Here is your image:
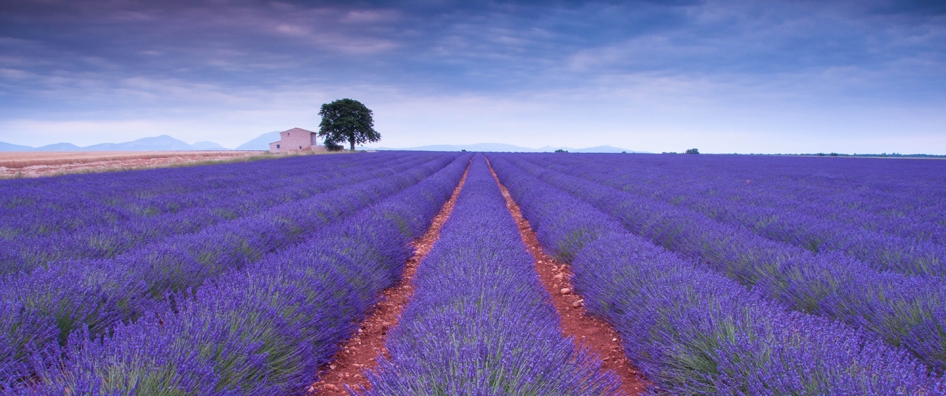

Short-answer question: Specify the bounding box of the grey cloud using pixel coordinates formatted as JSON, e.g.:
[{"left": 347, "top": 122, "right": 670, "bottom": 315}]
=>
[{"left": 0, "top": 0, "right": 943, "bottom": 110}]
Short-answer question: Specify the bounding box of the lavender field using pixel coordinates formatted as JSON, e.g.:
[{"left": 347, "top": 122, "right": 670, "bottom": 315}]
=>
[
  {"left": 491, "top": 153, "right": 946, "bottom": 395},
  {"left": 1, "top": 152, "right": 945, "bottom": 395}
]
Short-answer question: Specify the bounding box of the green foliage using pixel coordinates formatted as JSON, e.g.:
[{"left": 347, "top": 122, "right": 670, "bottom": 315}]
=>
[
  {"left": 554, "top": 149, "right": 568, "bottom": 153},
  {"left": 685, "top": 148, "right": 700, "bottom": 154},
  {"left": 318, "top": 98, "right": 381, "bottom": 151},
  {"left": 324, "top": 139, "right": 344, "bottom": 152}
]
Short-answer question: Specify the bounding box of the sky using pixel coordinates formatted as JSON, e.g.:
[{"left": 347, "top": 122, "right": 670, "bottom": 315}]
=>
[{"left": 0, "top": 0, "right": 944, "bottom": 154}]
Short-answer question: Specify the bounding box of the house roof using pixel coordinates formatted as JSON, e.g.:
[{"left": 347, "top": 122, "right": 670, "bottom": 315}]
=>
[{"left": 283, "top": 127, "right": 315, "bottom": 135}]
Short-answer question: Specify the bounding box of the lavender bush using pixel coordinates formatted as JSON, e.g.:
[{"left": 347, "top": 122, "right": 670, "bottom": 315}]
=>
[
  {"left": 1, "top": 153, "right": 435, "bottom": 272},
  {"left": 4, "top": 154, "right": 472, "bottom": 395},
  {"left": 0, "top": 153, "right": 403, "bottom": 238},
  {"left": 494, "top": 154, "right": 946, "bottom": 372},
  {"left": 530, "top": 153, "right": 946, "bottom": 240},
  {"left": 490, "top": 154, "right": 945, "bottom": 395},
  {"left": 0, "top": 153, "right": 461, "bottom": 389},
  {"left": 518, "top": 154, "right": 946, "bottom": 276},
  {"left": 362, "top": 155, "right": 619, "bottom": 396}
]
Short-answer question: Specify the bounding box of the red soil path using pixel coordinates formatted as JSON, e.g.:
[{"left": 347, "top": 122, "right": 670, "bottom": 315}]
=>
[
  {"left": 486, "top": 156, "right": 650, "bottom": 395},
  {"left": 307, "top": 160, "right": 472, "bottom": 395},
  {"left": 309, "top": 155, "right": 647, "bottom": 395}
]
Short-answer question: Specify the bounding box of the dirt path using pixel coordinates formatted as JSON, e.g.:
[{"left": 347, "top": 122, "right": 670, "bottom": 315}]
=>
[
  {"left": 307, "top": 161, "right": 472, "bottom": 395},
  {"left": 485, "top": 156, "right": 650, "bottom": 395},
  {"left": 309, "top": 155, "right": 646, "bottom": 395}
]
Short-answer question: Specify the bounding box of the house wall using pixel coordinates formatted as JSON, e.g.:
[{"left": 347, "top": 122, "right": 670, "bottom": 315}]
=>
[
  {"left": 268, "top": 128, "right": 325, "bottom": 154},
  {"left": 279, "top": 130, "right": 314, "bottom": 151}
]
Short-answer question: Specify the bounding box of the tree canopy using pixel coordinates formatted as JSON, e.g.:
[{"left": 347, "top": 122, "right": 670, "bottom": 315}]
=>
[{"left": 317, "top": 99, "right": 380, "bottom": 151}]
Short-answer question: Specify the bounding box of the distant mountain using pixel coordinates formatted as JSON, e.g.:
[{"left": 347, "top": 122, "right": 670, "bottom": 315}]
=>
[
  {"left": 0, "top": 135, "right": 231, "bottom": 151},
  {"left": 236, "top": 131, "right": 281, "bottom": 151},
  {"left": 35, "top": 142, "right": 82, "bottom": 151},
  {"left": 83, "top": 135, "right": 194, "bottom": 151},
  {"left": 375, "top": 143, "right": 537, "bottom": 152},
  {"left": 0, "top": 141, "right": 37, "bottom": 151},
  {"left": 2, "top": 136, "right": 640, "bottom": 153},
  {"left": 374, "top": 143, "right": 643, "bottom": 153},
  {"left": 191, "top": 141, "right": 228, "bottom": 150},
  {"left": 572, "top": 145, "right": 633, "bottom": 153}
]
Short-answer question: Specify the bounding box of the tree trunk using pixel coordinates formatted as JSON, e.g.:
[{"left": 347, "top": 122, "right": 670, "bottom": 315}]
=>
[{"left": 350, "top": 138, "right": 355, "bottom": 151}]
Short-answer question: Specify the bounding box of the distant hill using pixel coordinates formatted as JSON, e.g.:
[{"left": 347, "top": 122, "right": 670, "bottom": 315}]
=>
[
  {"left": 1, "top": 141, "right": 37, "bottom": 151},
  {"left": 191, "top": 141, "right": 228, "bottom": 150},
  {"left": 375, "top": 143, "right": 536, "bottom": 152},
  {"left": 0, "top": 135, "right": 232, "bottom": 151},
  {"left": 537, "top": 145, "right": 635, "bottom": 153},
  {"left": 3, "top": 136, "right": 641, "bottom": 153},
  {"left": 34, "top": 143, "right": 82, "bottom": 151},
  {"left": 83, "top": 135, "right": 196, "bottom": 151},
  {"left": 577, "top": 145, "right": 636, "bottom": 153},
  {"left": 374, "top": 143, "right": 643, "bottom": 153},
  {"left": 236, "top": 131, "right": 281, "bottom": 151}
]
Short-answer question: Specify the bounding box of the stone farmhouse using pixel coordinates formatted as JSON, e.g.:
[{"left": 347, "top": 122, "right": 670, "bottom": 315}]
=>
[{"left": 268, "top": 127, "right": 327, "bottom": 154}]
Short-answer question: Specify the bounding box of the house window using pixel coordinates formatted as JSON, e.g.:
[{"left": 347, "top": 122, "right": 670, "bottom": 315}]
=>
[
  {"left": 299, "top": 146, "right": 302, "bottom": 149},
  {"left": 277, "top": 144, "right": 280, "bottom": 148}
]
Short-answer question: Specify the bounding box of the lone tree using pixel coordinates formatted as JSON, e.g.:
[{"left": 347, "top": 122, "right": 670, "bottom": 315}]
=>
[{"left": 318, "top": 98, "right": 380, "bottom": 151}]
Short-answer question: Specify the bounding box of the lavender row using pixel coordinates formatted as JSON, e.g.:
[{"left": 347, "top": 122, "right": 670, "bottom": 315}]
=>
[
  {"left": 0, "top": 153, "right": 405, "bottom": 239},
  {"left": 0, "top": 154, "right": 437, "bottom": 269},
  {"left": 0, "top": 154, "right": 315, "bottom": 236},
  {"left": 361, "top": 155, "right": 618, "bottom": 395},
  {"left": 0, "top": 153, "right": 341, "bottom": 220},
  {"left": 615, "top": 154, "right": 946, "bottom": 226},
  {"left": 523, "top": 153, "right": 946, "bottom": 245},
  {"left": 0, "top": 153, "right": 448, "bottom": 277},
  {"left": 0, "top": 154, "right": 460, "bottom": 385},
  {"left": 4, "top": 154, "right": 473, "bottom": 395},
  {"left": 489, "top": 155, "right": 945, "bottom": 395},
  {"left": 520, "top": 154, "right": 946, "bottom": 241},
  {"left": 0, "top": 153, "right": 421, "bottom": 240},
  {"left": 520, "top": 154, "right": 946, "bottom": 275},
  {"left": 494, "top": 154, "right": 946, "bottom": 372}
]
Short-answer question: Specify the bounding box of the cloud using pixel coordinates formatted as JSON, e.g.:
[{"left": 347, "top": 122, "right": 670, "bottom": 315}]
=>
[
  {"left": 0, "top": 0, "right": 943, "bottom": 153},
  {"left": 868, "top": 0, "right": 946, "bottom": 16}
]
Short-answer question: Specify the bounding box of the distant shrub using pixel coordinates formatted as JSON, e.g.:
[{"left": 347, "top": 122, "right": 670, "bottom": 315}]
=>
[
  {"left": 685, "top": 148, "right": 700, "bottom": 154},
  {"left": 554, "top": 149, "right": 568, "bottom": 153}
]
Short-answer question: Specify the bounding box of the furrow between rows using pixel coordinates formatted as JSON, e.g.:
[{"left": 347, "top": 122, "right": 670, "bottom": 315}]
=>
[
  {"left": 308, "top": 156, "right": 472, "bottom": 395},
  {"left": 4, "top": 154, "right": 473, "bottom": 395},
  {"left": 0, "top": 154, "right": 461, "bottom": 388},
  {"left": 356, "top": 155, "right": 621, "bottom": 395},
  {"left": 490, "top": 155, "right": 944, "bottom": 395}
]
